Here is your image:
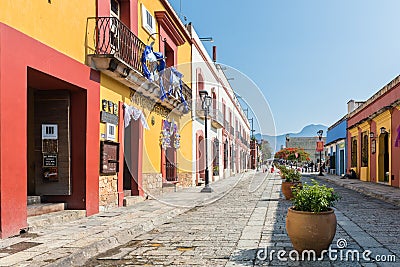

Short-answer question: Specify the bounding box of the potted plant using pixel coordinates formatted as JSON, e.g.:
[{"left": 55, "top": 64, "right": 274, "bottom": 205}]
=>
[
  {"left": 276, "top": 164, "right": 289, "bottom": 179},
  {"left": 286, "top": 180, "right": 340, "bottom": 255},
  {"left": 281, "top": 167, "right": 302, "bottom": 200},
  {"left": 213, "top": 165, "right": 219, "bottom": 176}
]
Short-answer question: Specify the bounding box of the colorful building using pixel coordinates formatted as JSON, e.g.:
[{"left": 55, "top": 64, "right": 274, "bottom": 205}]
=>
[
  {"left": 188, "top": 24, "right": 250, "bottom": 184},
  {"left": 87, "top": 0, "right": 193, "bottom": 210},
  {"left": 0, "top": 0, "right": 251, "bottom": 238},
  {"left": 0, "top": 0, "right": 100, "bottom": 238},
  {"left": 347, "top": 76, "right": 400, "bottom": 187},
  {"left": 326, "top": 116, "right": 347, "bottom": 176}
]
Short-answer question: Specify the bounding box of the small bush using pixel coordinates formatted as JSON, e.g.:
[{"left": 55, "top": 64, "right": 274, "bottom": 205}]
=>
[{"left": 292, "top": 179, "right": 340, "bottom": 212}]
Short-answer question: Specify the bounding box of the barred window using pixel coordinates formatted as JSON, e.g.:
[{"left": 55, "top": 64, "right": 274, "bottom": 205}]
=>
[
  {"left": 351, "top": 137, "right": 357, "bottom": 167},
  {"left": 361, "top": 132, "right": 368, "bottom": 167}
]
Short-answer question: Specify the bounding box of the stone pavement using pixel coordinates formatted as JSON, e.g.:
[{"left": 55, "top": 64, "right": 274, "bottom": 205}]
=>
[
  {"left": 1, "top": 171, "right": 400, "bottom": 266},
  {"left": 84, "top": 170, "right": 274, "bottom": 266},
  {"left": 0, "top": 171, "right": 248, "bottom": 267},
  {"left": 310, "top": 173, "right": 400, "bottom": 207},
  {"left": 83, "top": 173, "right": 400, "bottom": 267}
]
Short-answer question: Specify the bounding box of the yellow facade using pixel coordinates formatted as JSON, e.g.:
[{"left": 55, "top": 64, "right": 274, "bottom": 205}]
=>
[
  {"left": 0, "top": 0, "right": 95, "bottom": 63},
  {"left": 138, "top": 0, "right": 193, "bottom": 176}
]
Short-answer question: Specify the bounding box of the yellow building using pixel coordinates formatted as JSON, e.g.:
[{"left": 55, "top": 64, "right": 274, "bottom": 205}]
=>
[{"left": 87, "top": 0, "right": 192, "bottom": 210}]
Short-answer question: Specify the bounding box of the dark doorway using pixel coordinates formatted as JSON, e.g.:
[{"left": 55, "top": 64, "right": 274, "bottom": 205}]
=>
[
  {"left": 339, "top": 149, "right": 345, "bottom": 176},
  {"left": 27, "top": 67, "right": 90, "bottom": 210},
  {"left": 123, "top": 118, "right": 140, "bottom": 195},
  {"left": 378, "top": 133, "right": 390, "bottom": 182}
]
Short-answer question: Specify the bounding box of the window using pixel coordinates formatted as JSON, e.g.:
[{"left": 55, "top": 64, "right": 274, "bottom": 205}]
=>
[
  {"left": 110, "top": 0, "right": 120, "bottom": 53},
  {"left": 141, "top": 4, "right": 156, "bottom": 35},
  {"left": 110, "top": 0, "right": 120, "bottom": 18},
  {"left": 224, "top": 141, "right": 228, "bottom": 169},
  {"left": 361, "top": 132, "right": 368, "bottom": 167},
  {"left": 351, "top": 137, "right": 357, "bottom": 167}
]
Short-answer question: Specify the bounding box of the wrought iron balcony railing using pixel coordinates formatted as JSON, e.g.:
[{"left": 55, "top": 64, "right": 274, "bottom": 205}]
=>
[
  {"left": 210, "top": 109, "right": 224, "bottom": 127},
  {"left": 87, "top": 17, "right": 146, "bottom": 73},
  {"left": 230, "top": 126, "right": 235, "bottom": 135},
  {"left": 223, "top": 120, "right": 230, "bottom": 130},
  {"left": 86, "top": 17, "right": 191, "bottom": 114}
]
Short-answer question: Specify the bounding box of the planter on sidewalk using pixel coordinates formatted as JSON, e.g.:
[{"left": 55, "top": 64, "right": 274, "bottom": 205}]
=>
[
  {"left": 281, "top": 181, "right": 301, "bottom": 200},
  {"left": 279, "top": 165, "right": 302, "bottom": 200},
  {"left": 286, "top": 179, "right": 340, "bottom": 255}
]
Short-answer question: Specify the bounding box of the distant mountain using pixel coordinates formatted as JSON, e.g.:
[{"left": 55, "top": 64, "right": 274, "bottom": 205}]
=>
[{"left": 255, "top": 124, "right": 328, "bottom": 153}]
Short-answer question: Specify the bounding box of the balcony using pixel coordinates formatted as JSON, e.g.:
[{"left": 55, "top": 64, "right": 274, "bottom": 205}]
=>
[
  {"left": 223, "top": 120, "right": 230, "bottom": 131},
  {"left": 195, "top": 101, "right": 223, "bottom": 128},
  {"left": 86, "top": 17, "right": 190, "bottom": 114},
  {"left": 210, "top": 109, "right": 224, "bottom": 128}
]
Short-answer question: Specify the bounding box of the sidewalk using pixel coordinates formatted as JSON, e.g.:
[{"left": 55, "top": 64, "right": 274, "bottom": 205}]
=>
[
  {"left": 0, "top": 172, "right": 249, "bottom": 267},
  {"left": 309, "top": 172, "right": 400, "bottom": 207}
]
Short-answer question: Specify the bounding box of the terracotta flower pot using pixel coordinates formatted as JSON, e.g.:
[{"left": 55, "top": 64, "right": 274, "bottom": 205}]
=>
[
  {"left": 286, "top": 207, "right": 337, "bottom": 255},
  {"left": 281, "top": 182, "right": 301, "bottom": 200}
]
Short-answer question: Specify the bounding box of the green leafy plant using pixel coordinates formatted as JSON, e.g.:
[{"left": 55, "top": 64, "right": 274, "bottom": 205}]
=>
[
  {"left": 292, "top": 179, "right": 340, "bottom": 212},
  {"left": 277, "top": 165, "right": 301, "bottom": 182},
  {"left": 284, "top": 168, "right": 301, "bottom": 183},
  {"left": 213, "top": 165, "right": 219, "bottom": 176}
]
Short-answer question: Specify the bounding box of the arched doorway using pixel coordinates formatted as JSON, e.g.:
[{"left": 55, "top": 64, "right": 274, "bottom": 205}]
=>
[
  {"left": 212, "top": 138, "right": 220, "bottom": 180},
  {"left": 197, "top": 135, "right": 205, "bottom": 185}
]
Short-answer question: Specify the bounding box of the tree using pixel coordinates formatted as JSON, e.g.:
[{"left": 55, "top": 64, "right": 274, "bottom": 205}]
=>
[
  {"left": 260, "top": 140, "right": 272, "bottom": 161},
  {"left": 274, "top": 147, "right": 310, "bottom": 162}
]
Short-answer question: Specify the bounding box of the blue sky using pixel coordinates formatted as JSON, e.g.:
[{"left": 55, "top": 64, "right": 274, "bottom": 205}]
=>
[{"left": 169, "top": 0, "right": 400, "bottom": 135}]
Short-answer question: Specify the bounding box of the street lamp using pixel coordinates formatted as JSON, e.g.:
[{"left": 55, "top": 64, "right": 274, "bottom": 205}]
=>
[
  {"left": 285, "top": 134, "right": 290, "bottom": 148},
  {"left": 317, "top": 130, "right": 324, "bottom": 176},
  {"left": 199, "top": 90, "right": 213, "bottom": 193}
]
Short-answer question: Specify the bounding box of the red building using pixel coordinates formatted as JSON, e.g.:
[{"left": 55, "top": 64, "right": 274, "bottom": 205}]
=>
[{"left": 0, "top": 23, "right": 100, "bottom": 238}]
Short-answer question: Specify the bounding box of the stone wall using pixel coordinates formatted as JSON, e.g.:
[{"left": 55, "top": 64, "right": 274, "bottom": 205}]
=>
[
  {"left": 178, "top": 172, "right": 193, "bottom": 187},
  {"left": 142, "top": 173, "right": 163, "bottom": 198},
  {"left": 99, "top": 175, "right": 118, "bottom": 211}
]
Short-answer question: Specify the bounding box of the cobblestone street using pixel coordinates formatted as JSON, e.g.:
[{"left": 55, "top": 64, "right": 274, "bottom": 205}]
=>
[{"left": 84, "top": 173, "right": 400, "bottom": 267}]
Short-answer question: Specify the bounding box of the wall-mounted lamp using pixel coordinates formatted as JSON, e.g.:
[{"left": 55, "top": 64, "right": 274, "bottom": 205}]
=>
[
  {"left": 369, "top": 132, "right": 374, "bottom": 139},
  {"left": 380, "top": 127, "right": 387, "bottom": 134}
]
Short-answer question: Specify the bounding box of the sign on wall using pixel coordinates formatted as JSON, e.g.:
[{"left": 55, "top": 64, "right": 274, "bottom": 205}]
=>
[{"left": 316, "top": 141, "right": 324, "bottom": 152}]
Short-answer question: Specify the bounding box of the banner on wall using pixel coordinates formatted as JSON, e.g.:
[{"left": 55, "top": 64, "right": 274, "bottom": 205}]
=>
[
  {"left": 316, "top": 141, "right": 324, "bottom": 152},
  {"left": 160, "top": 119, "right": 180, "bottom": 150}
]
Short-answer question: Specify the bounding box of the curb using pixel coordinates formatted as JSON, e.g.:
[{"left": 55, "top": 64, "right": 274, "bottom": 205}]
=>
[{"left": 309, "top": 175, "right": 400, "bottom": 208}]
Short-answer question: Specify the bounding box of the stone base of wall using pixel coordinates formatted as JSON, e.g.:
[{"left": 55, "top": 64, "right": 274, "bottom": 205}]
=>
[
  {"left": 142, "top": 173, "right": 163, "bottom": 198},
  {"left": 99, "top": 175, "right": 118, "bottom": 211},
  {"left": 178, "top": 172, "right": 192, "bottom": 187}
]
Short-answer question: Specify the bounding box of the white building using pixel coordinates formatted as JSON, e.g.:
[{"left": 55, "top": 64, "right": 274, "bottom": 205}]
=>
[{"left": 187, "top": 24, "right": 251, "bottom": 186}]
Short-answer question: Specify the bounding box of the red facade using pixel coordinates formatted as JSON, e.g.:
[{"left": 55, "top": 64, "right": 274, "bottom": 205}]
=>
[{"left": 0, "top": 23, "right": 100, "bottom": 238}]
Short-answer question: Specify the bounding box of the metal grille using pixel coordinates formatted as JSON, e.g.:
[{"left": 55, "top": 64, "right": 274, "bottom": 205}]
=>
[
  {"left": 165, "top": 162, "right": 178, "bottom": 182},
  {"left": 87, "top": 17, "right": 146, "bottom": 73}
]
